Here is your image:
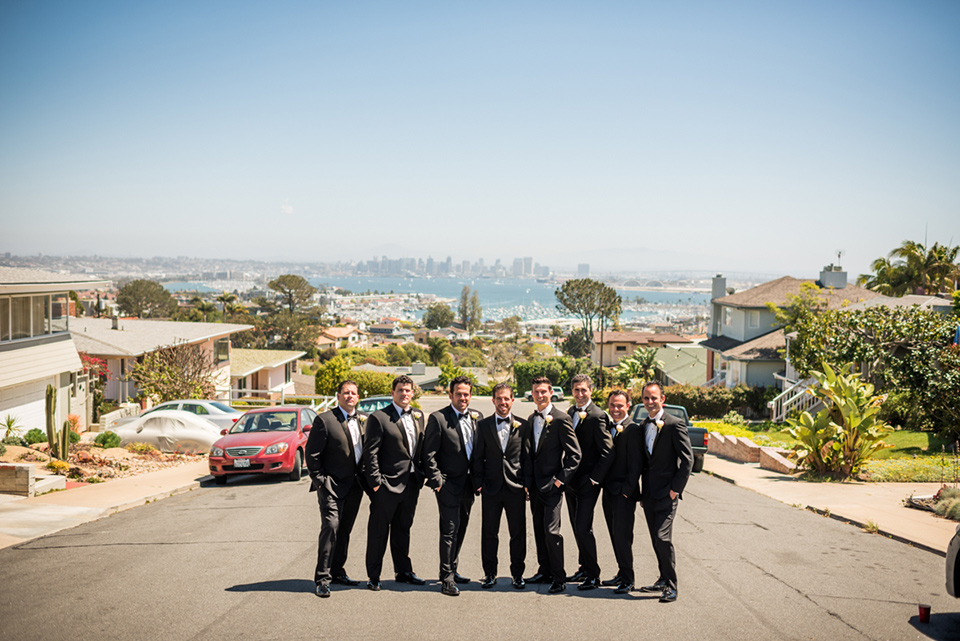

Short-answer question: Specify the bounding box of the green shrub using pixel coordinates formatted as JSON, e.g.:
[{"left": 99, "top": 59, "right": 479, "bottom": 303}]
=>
[
  {"left": 93, "top": 431, "right": 122, "bottom": 449},
  {"left": 1, "top": 435, "right": 25, "bottom": 447},
  {"left": 351, "top": 370, "right": 399, "bottom": 398},
  {"left": 69, "top": 430, "right": 80, "bottom": 444},
  {"left": 515, "top": 357, "right": 594, "bottom": 395},
  {"left": 126, "top": 442, "right": 158, "bottom": 455},
  {"left": 722, "top": 410, "right": 747, "bottom": 426},
  {"left": 0, "top": 442, "right": 5, "bottom": 456},
  {"left": 24, "top": 428, "right": 46, "bottom": 445}
]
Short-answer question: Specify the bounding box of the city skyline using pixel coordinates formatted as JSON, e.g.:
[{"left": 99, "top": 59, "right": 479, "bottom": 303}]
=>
[{"left": 2, "top": 2, "right": 958, "bottom": 277}]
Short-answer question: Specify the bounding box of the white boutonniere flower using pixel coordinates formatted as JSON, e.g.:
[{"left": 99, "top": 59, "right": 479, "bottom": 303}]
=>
[
  {"left": 512, "top": 420, "right": 520, "bottom": 430},
  {"left": 578, "top": 411, "right": 587, "bottom": 420},
  {"left": 358, "top": 415, "right": 367, "bottom": 424},
  {"left": 656, "top": 419, "right": 664, "bottom": 430},
  {"left": 616, "top": 424, "right": 624, "bottom": 433},
  {"left": 545, "top": 415, "right": 553, "bottom": 424},
  {"left": 469, "top": 410, "right": 478, "bottom": 420}
]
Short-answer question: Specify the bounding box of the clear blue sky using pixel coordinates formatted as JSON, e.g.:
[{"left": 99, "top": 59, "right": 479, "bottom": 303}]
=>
[{"left": 2, "top": 0, "right": 958, "bottom": 277}]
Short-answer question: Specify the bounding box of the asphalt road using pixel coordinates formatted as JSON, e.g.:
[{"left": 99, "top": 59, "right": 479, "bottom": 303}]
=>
[{"left": 1, "top": 398, "right": 958, "bottom": 641}]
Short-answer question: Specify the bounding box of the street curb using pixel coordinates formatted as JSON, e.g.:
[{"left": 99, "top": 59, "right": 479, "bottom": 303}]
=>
[
  {"left": 702, "top": 469, "right": 947, "bottom": 558},
  {"left": 105, "top": 476, "right": 212, "bottom": 515}
]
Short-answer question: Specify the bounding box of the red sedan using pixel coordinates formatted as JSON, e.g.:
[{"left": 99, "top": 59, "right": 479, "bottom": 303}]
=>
[{"left": 208, "top": 406, "right": 317, "bottom": 485}]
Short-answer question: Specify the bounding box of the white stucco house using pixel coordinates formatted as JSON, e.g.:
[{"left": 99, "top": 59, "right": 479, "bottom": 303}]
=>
[
  {"left": 229, "top": 348, "right": 305, "bottom": 401},
  {"left": 0, "top": 267, "right": 111, "bottom": 434}
]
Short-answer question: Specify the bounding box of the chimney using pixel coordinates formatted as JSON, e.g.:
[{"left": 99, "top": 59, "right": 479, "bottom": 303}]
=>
[
  {"left": 412, "top": 361, "right": 426, "bottom": 375},
  {"left": 819, "top": 264, "right": 847, "bottom": 289},
  {"left": 711, "top": 274, "right": 727, "bottom": 301},
  {"left": 111, "top": 315, "right": 119, "bottom": 330}
]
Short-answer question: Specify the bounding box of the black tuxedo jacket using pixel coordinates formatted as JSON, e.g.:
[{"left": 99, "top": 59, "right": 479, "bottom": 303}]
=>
[
  {"left": 522, "top": 405, "right": 581, "bottom": 495},
  {"left": 567, "top": 402, "right": 614, "bottom": 489},
  {"left": 305, "top": 407, "right": 366, "bottom": 499},
  {"left": 639, "top": 412, "right": 693, "bottom": 501},
  {"left": 362, "top": 404, "right": 426, "bottom": 495},
  {"left": 472, "top": 413, "right": 528, "bottom": 495},
  {"left": 422, "top": 405, "right": 484, "bottom": 496},
  {"left": 603, "top": 420, "right": 643, "bottom": 499}
]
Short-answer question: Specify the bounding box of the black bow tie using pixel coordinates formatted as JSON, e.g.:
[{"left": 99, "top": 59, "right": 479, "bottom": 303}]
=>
[
  {"left": 497, "top": 416, "right": 511, "bottom": 424},
  {"left": 401, "top": 409, "right": 412, "bottom": 416},
  {"left": 346, "top": 414, "right": 356, "bottom": 420},
  {"left": 533, "top": 411, "right": 544, "bottom": 419}
]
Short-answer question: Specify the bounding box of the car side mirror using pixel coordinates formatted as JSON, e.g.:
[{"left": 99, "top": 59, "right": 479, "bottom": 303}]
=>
[
  {"left": 303, "top": 424, "right": 311, "bottom": 432},
  {"left": 220, "top": 429, "right": 228, "bottom": 436}
]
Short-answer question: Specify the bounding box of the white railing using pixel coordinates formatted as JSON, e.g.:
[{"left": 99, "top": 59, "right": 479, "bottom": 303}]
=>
[
  {"left": 229, "top": 388, "right": 336, "bottom": 410},
  {"left": 704, "top": 373, "right": 724, "bottom": 388},
  {"left": 767, "top": 377, "right": 822, "bottom": 423}
]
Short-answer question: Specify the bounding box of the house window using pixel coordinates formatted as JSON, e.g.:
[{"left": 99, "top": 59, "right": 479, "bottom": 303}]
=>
[
  {"left": 11, "top": 297, "right": 31, "bottom": 340},
  {"left": 51, "top": 294, "right": 68, "bottom": 333},
  {"left": 615, "top": 345, "right": 627, "bottom": 352},
  {"left": 31, "top": 296, "right": 48, "bottom": 336},
  {"left": 1, "top": 294, "right": 64, "bottom": 342},
  {"left": 748, "top": 310, "right": 759, "bottom": 329},
  {"left": 0, "top": 297, "right": 8, "bottom": 341},
  {"left": 723, "top": 308, "right": 733, "bottom": 326},
  {"left": 214, "top": 338, "right": 230, "bottom": 363}
]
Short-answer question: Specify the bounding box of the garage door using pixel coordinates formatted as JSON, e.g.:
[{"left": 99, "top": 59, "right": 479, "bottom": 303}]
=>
[{"left": 0, "top": 378, "right": 53, "bottom": 435}]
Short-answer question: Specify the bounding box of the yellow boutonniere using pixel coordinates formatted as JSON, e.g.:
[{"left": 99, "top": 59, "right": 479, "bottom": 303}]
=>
[
  {"left": 512, "top": 420, "right": 520, "bottom": 430},
  {"left": 358, "top": 415, "right": 367, "bottom": 424},
  {"left": 545, "top": 415, "right": 553, "bottom": 424},
  {"left": 616, "top": 424, "right": 624, "bottom": 433},
  {"left": 656, "top": 419, "right": 664, "bottom": 430},
  {"left": 578, "top": 411, "right": 587, "bottom": 420},
  {"left": 469, "top": 410, "right": 478, "bottom": 420}
]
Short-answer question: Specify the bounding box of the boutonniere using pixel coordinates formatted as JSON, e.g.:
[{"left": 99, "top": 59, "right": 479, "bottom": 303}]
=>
[
  {"left": 616, "top": 424, "right": 624, "bottom": 433},
  {"left": 578, "top": 411, "right": 587, "bottom": 420},
  {"left": 545, "top": 415, "right": 553, "bottom": 425},
  {"left": 511, "top": 420, "right": 520, "bottom": 430},
  {"left": 358, "top": 415, "right": 367, "bottom": 424},
  {"left": 468, "top": 410, "right": 478, "bottom": 420},
  {"left": 656, "top": 419, "right": 664, "bottom": 431}
]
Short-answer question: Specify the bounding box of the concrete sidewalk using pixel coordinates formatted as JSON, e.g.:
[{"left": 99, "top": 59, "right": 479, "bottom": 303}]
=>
[
  {"left": 0, "top": 454, "right": 957, "bottom": 555},
  {"left": 0, "top": 461, "right": 210, "bottom": 549},
  {"left": 704, "top": 455, "right": 959, "bottom": 555}
]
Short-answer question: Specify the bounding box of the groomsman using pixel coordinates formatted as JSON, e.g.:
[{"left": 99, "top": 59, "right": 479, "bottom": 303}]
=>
[
  {"left": 362, "top": 375, "right": 427, "bottom": 591},
  {"left": 472, "top": 383, "right": 529, "bottom": 590},
  {"left": 638, "top": 381, "right": 693, "bottom": 603},
  {"left": 422, "top": 375, "right": 483, "bottom": 596},
  {"left": 306, "top": 379, "right": 367, "bottom": 597},
  {"left": 565, "top": 374, "right": 614, "bottom": 590},
  {"left": 600, "top": 389, "right": 643, "bottom": 594},
  {"left": 523, "top": 376, "right": 581, "bottom": 594}
]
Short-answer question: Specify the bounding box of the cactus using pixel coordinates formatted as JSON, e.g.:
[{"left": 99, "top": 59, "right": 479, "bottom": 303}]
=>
[
  {"left": 59, "top": 420, "right": 70, "bottom": 460},
  {"left": 45, "top": 384, "right": 56, "bottom": 457}
]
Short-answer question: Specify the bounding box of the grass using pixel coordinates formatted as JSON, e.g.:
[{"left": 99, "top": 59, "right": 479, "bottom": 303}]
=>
[{"left": 859, "top": 458, "right": 960, "bottom": 483}]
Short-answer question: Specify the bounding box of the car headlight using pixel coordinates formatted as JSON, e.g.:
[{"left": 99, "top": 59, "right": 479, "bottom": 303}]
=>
[
  {"left": 210, "top": 447, "right": 224, "bottom": 457},
  {"left": 265, "top": 442, "right": 289, "bottom": 455}
]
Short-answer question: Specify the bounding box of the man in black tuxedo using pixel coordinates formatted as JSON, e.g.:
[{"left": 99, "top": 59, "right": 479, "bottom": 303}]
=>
[
  {"left": 638, "top": 381, "right": 693, "bottom": 603},
  {"left": 362, "top": 374, "right": 427, "bottom": 591},
  {"left": 522, "top": 376, "right": 581, "bottom": 594},
  {"left": 472, "top": 383, "right": 529, "bottom": 591},
  {"left": 306, "top": 380, "right": 367, "bottom": 597},
  {"left": 422, "top": 375, "right": 483, "bottom": 597},
  {"left": 565, "top": 374, "right": 614, "bottom": 590},
  {"left": 600, "top": 389, "right": 643, "bottom": 595}
]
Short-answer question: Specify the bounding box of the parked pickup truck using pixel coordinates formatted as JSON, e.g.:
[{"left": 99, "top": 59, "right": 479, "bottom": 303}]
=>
[{"left": 629, "top": 403, "right": 708, "bottom": 473}]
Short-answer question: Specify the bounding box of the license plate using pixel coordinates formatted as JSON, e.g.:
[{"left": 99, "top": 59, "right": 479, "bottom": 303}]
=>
[{"left": 233, "top": 458, "right": 250, "bottom": 468}]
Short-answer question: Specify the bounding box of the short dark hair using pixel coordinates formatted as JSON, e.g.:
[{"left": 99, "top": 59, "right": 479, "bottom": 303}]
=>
[
  {"left": 607, "top": 389, "right": 631, "bottom": 405},
  {"left": 531, "top": 376, "right": 552, "bottom": 389},
  {"left": 449, "top": 375, "right": 473, "bottom": 392},
  {"left": 571, "top": 373, "right": 593, "bottom": 389},
  {"left": 491, "top": 382, "right": 514, "bottom": 398},
  {"left": 337, "top": 379, "right": 358, "bottom": 394},
  {"left": 641, "top": 381, "right": 663, "bottom": 396},
  {"left": 393, "top": 374, "right": 415, "bottom": 390}
]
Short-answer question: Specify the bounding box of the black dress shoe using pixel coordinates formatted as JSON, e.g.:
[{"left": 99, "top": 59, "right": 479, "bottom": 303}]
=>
[
  {"left": 601, "top": 575, "right": 622, "bottom": 587},
  {"left": 453, "top": 572, "right": 471, "bottom": 584},
  {"left": 481, "top": 575, "right": 497, "bottom": 589},
  {"left": 577, "top": 577, "right": 600, "bottom": 590},
  {"left": 332, "top": 573, "right": 359, "bottom": 587},
  {"left": 441, "top": 582, "right": 460, "bottom": 597},
  {"left": 567, "top": 570, "right": 586, "bottom": 583},
  {"left": 395, "top": 571, "right": 426, "bottom": 586},
  {"left": 659, "top": 587, "right": 677, "bottom": 603},
  {"left": 512, "top": 576, "right": 526, "bottom": 590},
  {"left": 525, "top": 572, "right": 552, "bottom": 584},
  {"left": 614, "top": 581, "right": 634, "bottom": 594},
  {"left": 315, "top": 583, "right": 331, "bottom": 598},
  {"left": 639, "top": 579, "right": 667, "bottom": 593},
  {"left": 548, "top": 582, "right": 566, "bottom": 594},
  {"left": 366, "top": 580, "right": 381, "bottom": 591}
]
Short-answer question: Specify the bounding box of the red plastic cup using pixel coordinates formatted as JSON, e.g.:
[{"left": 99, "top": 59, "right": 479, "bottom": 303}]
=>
[{"left": 918, "top": 604, "right": 931, "bottom": 623}]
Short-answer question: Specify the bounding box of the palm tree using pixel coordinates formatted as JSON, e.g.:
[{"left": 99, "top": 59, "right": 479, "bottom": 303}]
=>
[
  {"left": 614, "top": 347, "right": 663, "bottom": 385},
  {"left": 191, "top": 296, "right": 218, "bottom": 322},
  {"left": 859, "top": 240, "right": 960, "bottom": 295},
  {"left": 427, "top": 337, "right": 449, "bottom": 366}
]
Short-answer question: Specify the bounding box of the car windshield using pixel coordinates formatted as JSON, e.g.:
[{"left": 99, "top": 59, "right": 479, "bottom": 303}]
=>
[
  {"left": 210, "top": 401, "right": 237, "bottom": 413},
  {"left": 358, "top": 397, "right": 391, "bottom": 412},
  {"left": 230, "top": 411, "right": 298, "bottom": 433}
]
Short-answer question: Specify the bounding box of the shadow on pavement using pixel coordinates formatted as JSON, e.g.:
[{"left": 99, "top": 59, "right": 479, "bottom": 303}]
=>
[
  {"left": 226, "top": 579, "right": 314, "bottom": 593},
  {"left": 907, "top": 612, "right": 960, "bottom": 641}
]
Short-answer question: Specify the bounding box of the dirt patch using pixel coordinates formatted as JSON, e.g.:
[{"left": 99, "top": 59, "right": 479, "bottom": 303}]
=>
[{"left": 1, "top": 441, "right": 205, "bottom": 482}]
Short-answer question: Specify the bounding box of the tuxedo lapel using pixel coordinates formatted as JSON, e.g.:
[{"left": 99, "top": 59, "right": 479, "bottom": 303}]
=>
[
  {"left": 389, "top": 404, "right": 414, "bottom": 458},
  {"left": 335, "top": 407, "right": 358, "bottom": 455}
]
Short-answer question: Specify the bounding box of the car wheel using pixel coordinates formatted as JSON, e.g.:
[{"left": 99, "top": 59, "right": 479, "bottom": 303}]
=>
[
  {"left": 214, "top": 475, "right": 227, "bottom": 485},
  {"left": 692, "top": 453, "right": 704, "bottom": 473},
  {"left": 288, "top": 450, "right": 303, "bottom": 482}
]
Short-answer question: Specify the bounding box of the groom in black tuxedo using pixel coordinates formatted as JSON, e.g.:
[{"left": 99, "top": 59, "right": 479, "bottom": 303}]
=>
[
  {"left": 306, "top": 379, "right": 367, "bottom": 597},
  {"left": 637, "top": 381, "right": 693, "bottom": 603},
  {"left": 362, "top": 375, "right": 427, "bottom": 591},
  {"left": 422, "top": 375, "right": 483, "bottom": 596},
  {"left": 523, "top": 376, "right": 581, "bottom": 594}
]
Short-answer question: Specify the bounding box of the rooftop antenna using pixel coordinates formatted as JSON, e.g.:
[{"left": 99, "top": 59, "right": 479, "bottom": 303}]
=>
[{"left": 835, "top": 249, "right": 845, "bottom": 267}]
